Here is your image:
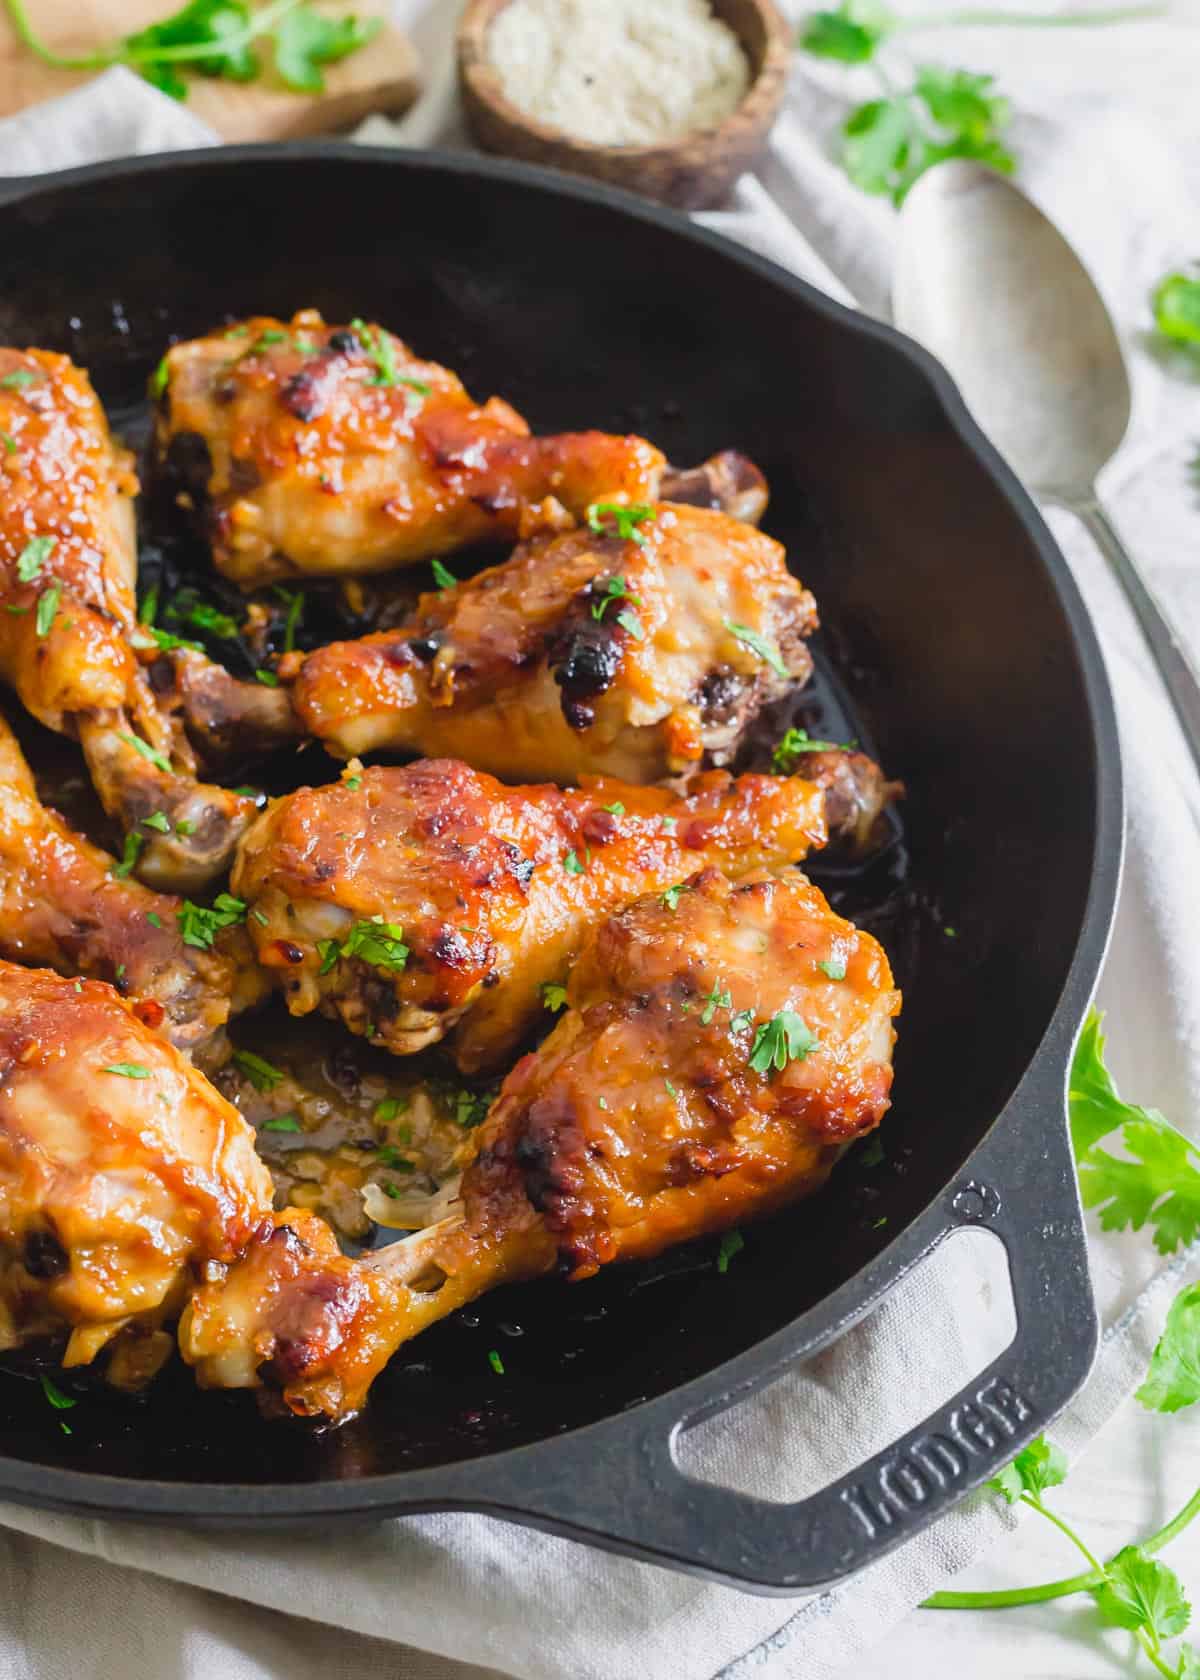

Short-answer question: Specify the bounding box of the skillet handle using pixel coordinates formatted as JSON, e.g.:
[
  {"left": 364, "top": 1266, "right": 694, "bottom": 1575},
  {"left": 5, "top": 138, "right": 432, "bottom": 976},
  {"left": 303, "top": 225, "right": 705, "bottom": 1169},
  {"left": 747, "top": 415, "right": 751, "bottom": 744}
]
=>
[{"left": 474, "top": 1073, "right": 1097, "bottom": 1592}]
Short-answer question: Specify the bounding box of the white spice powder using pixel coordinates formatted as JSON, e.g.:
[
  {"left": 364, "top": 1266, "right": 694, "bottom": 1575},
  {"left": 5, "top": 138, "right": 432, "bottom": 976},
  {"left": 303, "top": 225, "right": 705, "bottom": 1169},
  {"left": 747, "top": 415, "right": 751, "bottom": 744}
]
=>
[{"left": 486, "top": 0, "right": 752, "bottom": 148}]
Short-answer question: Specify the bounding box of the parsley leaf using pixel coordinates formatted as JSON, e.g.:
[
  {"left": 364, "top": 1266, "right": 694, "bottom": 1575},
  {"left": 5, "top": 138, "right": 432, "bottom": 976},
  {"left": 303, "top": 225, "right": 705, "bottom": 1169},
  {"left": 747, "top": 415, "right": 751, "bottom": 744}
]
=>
[
  {"left": 615, "top": 608, "right": 644, "bottom": 641},
  {"left": 35, "top": 582, "right": 61, "bottom": 637},
  {"left": 329, "top": 916, "right": 409, "bottom": 973},
  {"left": 1092, "top": 1546, "right": 1191, "bottom": 1641},
  {"left": 563, "top": 850, "right": 586, "bottom": 876},
  {"left": 723, "top": 619, "right": 789, "bottom": 680},
  {"left": 749, "top": 1010, "right": 820, "bottom": 1075},
  {"left": 117, "top": 731, "right": 173, "bottom": 775},
  {"left": 488, "top": 1348, "right": 506, "bottom": 1375},
  {"left": 273, "top": 5, "right": 381, "bottom": 93},
  {"left": 819, "top": 956, "right": 847, "bottom": 981},
  {"left": 0, "top": 369, "right": 38, "bottom": 390},
  {"left": 590, "top": 575, "right": 642, "bottom": 622},
  {"left": 103, "top": 1062, "right": 152, "bottom": 1079},
  {"left": 232, "top": 1048, "right": 285, "bottom": 1093},
  {"left": 716, "top": 1229, "right": 744, "bottom": 1273},
  {"left": 541, "top": 981, "right": 568, "bottom": 1013},
  {"left": 1080, "top": 1118, "right": 1200, "bottom": 1257},
  {"left": 661, "top": 882, "right": 688, "bottom": 911},
  {"left": 700, "top": 984, "right": 732, "bottom": 1026},
  {"left": 1136, "top": 1281, "right": 1200, "bottom": 1414},
  {"left": 602, "top": 801, "right": 625, "bottom": 816},
  {"left": 260, "top": 1112, "right": 302, "bottom": 1133},
  {"left": 40, "top": 1373, "right": 76, "bottom": 1410},
  {"left": 374, "top": 1097, "right": 406, "bottom": 1124},
  {"left": 772, "top": 725, "right": 845, "bottom": 771},
  {"left": 177, "top": 892, "right": 247, "bottom": 950},
  {"left": 799, "top": 0, "right": 890, "bottom": 63},
  {"left": 111, "top": 832, "right": 144, "bottom": 880},
  {"left": 430, "top": 558, "right": 457, "bottom": 592},
  {"left": 987, "top": 1435, "right": 1068, "bottom": 1505},
  {"left": 16, "top": 535, "right": 54, "bottom": 582},
  {"left": 840, "top": 70, "right": 1014, "bottom": 205},
  {"left": 586, "top": 503, "right": 656, "bottom": 544},
  {"left": 1153, "top": 271, "right": 1200, "bottom": 347},
  {"left": 141, "top": 811, "right": 171, "bottom": 834}
]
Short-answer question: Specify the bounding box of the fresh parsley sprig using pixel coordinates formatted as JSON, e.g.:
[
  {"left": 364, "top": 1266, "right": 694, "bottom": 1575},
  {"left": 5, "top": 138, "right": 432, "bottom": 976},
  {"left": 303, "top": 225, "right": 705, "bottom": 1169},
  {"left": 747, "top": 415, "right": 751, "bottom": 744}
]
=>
[
  {"left": 798, "top": 2, "right": 1160, "bottom": 204},
  {"left": 1, "top": 0, "right": 382, "bottom": 102},
  {"left": 1152, "top": 270, "right": 1200, "bottom": 348}
]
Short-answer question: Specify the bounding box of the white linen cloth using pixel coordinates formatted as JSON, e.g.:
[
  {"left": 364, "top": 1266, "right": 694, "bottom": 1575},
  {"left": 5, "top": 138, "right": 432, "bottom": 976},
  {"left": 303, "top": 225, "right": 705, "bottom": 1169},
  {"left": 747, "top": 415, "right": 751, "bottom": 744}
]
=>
[{"left": 0, "top": 6, "right": 1198, "bottom": 1674}]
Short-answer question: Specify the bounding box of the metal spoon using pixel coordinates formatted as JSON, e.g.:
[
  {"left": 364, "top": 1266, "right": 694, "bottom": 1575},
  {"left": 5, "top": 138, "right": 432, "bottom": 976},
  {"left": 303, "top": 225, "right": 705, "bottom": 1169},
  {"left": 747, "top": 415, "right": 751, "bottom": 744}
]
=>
[{"left": 893, "top": 160, "right": 1200, "bottom": 773}]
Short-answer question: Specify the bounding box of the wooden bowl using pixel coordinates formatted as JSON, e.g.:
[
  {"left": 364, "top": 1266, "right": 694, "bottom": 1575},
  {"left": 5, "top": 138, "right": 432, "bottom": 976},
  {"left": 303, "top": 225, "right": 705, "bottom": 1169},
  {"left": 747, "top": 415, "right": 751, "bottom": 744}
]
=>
[{"left": 457, "top": 0, "right": 791, "bottom": 211}]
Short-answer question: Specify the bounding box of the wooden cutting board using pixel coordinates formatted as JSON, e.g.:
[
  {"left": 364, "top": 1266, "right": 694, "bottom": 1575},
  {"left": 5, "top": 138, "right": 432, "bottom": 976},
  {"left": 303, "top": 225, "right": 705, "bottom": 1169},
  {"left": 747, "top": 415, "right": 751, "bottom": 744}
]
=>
[{"left": 0, "top": 0, "right": 421, "bottom": 142}]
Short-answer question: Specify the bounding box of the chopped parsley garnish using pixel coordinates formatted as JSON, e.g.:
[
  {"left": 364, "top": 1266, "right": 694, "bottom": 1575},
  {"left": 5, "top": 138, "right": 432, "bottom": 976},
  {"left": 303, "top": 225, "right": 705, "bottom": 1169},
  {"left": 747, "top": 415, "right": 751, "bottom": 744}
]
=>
[
  {"left": 616, "top": 608, "right": 644, "bottom": 641},
  {"left": 118, "top": 732, "right": 172, "bottom": 775},
  {"left": 16, "top": 536, "right": 54, "bottom": 582},
  {"left": 598, "top": 1096, "right": 609, "bottom": 1110},
  {"left": 700, "top": 984, "right": 732, "bottom": 1025},
  {"left": 35, "top": 582, "right": 61, "bottom": 638},
  {"left": 149, "top": 355, "right": 169, "bottom": 397},
  {"left": 602, "top": 801, "right": 625, "bottom": 816},
  {"left": 349, "top": 319, "right": 427, "bottom": 395},
  {"left": 944, "top": 925, "right": 958, "bottom": 939},
  {"left": 664, "top": 1078, "right": 679, "bottom": 1099},
  {"left": 232, "top": 1049, "right": 285, "bottom": 1093},
  {"left": 661, "top": 882, "right": 688, "bottom": 911},
  {"left": 111, "top": 832, "right": 144, "bottom": 879},
  {"left": 377, "top": 1145, "right": 415, "bottom": 1170},
  {"left": 454, "top": 1087, "right": 494, "bottom": 1129},
  {"left": 729, "top": 1008, "right": 755, "bottom": 1034},
  {"left": 0, "top": 370, "right": 38, "bottom": 389},
  {"left": 170, "top": 594, "right": 240, "bottom": 640},
  {"left": 146, "top": 911, "right": 162, "bottom": 928},
  {"left": 176, "top": 818, "right": 196, "bottom": 837},
  {"left": 724, "top": 619, "right": 789, "bottom": 680},
  {"left": 261, "top": 1113, "right": 302, "bottom": 1133},
  {"left": 40, "top": 1373, "right": 76, "bottom": 1408},
  {"left": 430, "top": 558, "right": 457, "bottom": 592},
  {"left": 374, "top": 1096, "right": 407, "bottom": 1124},
  {"left": 1, "top": 432, "right": 16, "bottom": 454},
  {"left": 749, "top": 1010, "right": 821, "bottom": 1075},
  {"left": 344, "top": 774, "right": 362, "bottom": 790},
  {"left": 142, "top": 811, "right": 171, "bottom": 833},
  {"left": 103, "top": 1062, "right": 151, "bottom": 1079},
  {"left": 818, "top": 956, "right": 847, "bottom": 981},
  {"left": 255, "top": 668, "right": 279, "bottom": 686},
  {"left": 563, "top": 850, "right": 587, "bottom": 875},
  {"left": 274, "top": 585, "right": 305, "bottom": 651},
  {"left": 590, "top": 575, "right": 641, "bottom": 622},
  {"left": 1152, "top": 270, "right": 1200, "bottom": 346},
  {"left": 139, "top": 626, "right": 205, "bottom": 655},
  {"left": 114, "top": 964, "right": 126, "bottom": 980},
  {"left": 716, "top": 1230, "right": 744, "bottom": 1274},
  {"left": 772, "top": 726, "right": 845, "bottom": 772},
  {"left": 318, "top": 917, "right": 409, "bottom": 975},
  {"left": 586, "top": 503, "right": 656, "bottom": 544},
  {"left": 138, "top": 585, "right": 159, "bottom": 625},
  {"left": 660, "top": 815, "right": 677, "bottom": 834},
  {"left": 177, "top": 893, "right": 247, "bottom": 950},
  {"left": 542, "top": 981, "right": 568, "bottom": 1012},
  {"left": 488, "top": 1348, "right": 506, "bottom": 1375}
]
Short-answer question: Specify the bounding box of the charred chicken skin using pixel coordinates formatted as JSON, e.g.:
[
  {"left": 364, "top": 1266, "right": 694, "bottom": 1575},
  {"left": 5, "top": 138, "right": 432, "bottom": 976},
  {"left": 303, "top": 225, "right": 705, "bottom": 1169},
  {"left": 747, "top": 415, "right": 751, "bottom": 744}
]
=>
[
  {"left": 232, "top": 753, "right": 889, "bottom": 1073},
  {"left": 0, "top": 346, "right": 257, "bottom": 890},
  {"left": 290, "top": 502, "right": 817, "bottom": 781},
  {"left": 0, "top": 715, "right": 243, "bottom": 1054},
  {"left": 180, "top": 868, "right": 899, "bottom": 1420},
  {"left": 155, "top": 310, "right": 665, "bottom": 588},
  {"left": 0, "top": 962, "right": 274, "bottom": 1387}
]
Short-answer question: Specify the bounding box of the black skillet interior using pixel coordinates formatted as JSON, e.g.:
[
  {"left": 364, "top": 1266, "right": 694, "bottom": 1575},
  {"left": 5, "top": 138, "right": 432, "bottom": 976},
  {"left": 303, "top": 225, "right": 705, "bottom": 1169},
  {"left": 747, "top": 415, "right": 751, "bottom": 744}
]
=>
[{"left": 0, "top": 149, "right": 1109, "bottom": 1494}]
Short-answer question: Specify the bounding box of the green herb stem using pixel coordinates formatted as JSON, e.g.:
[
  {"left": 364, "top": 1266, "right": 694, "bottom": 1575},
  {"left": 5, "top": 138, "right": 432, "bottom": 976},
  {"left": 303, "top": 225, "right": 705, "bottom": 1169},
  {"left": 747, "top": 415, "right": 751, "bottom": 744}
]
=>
[
  {"left": 1, "top": 0, "right": 301, "bottom": 70},
  {"left": 924, "top": 1483, "right": 1200, "bottom": 1611}
]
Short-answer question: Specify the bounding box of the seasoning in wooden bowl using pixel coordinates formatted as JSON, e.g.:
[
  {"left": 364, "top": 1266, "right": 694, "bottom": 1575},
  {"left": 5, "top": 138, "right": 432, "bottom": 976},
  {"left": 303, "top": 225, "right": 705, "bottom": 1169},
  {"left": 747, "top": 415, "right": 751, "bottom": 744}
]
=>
[{"left": 458, "top": 0, "right": 791, "bottom": 210}]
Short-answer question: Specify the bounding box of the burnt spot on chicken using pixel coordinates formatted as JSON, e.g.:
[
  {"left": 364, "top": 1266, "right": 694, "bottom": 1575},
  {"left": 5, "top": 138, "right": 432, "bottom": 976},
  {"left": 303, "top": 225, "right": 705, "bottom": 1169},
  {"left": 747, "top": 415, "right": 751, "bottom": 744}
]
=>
[
  {"left": 23, "top": 1227, "right": 68, "bottom": 1279},
  {"left": 548, "top": 595, "right": 625, "bottom": 731},
  {"left": 280, "top": 370, "right": 325, "bottom": 424}
]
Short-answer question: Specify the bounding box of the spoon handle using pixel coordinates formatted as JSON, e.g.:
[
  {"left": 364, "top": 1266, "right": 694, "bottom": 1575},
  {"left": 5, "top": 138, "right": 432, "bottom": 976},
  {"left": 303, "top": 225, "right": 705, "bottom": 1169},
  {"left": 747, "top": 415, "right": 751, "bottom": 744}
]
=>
[{"left": 1076, "top": 498, "right": 1200, "bottom": 780}]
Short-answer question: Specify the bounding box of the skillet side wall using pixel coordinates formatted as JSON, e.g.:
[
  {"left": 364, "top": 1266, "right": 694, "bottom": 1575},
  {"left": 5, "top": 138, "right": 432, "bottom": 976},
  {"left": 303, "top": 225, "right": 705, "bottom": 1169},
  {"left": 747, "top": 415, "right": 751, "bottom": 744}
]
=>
[{"left": 0, "top": 152, "right": 1099, "bottom": 1488}]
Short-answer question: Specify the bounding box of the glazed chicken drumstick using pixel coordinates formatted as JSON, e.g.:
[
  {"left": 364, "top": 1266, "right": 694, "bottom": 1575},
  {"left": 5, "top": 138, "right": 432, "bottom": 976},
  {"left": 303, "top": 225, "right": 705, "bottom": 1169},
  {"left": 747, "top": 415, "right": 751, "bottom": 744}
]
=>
[
  {"left": 0, "top": 714, "right": 249, "bottom": 1055},
  {"left": 181, "top": 867, "right": 900, "bottom": 1421},
  {"left": 155, "top": 310, "right": 666, "bottom": 588},
  {"left": 291, "top": 501, "right": 816, "bottom": 782},
  {"left": 0, "top": 347, "right": 257, "bottom": 890},
  {"left": 0, "top": 962, "right": 274, "bottom": 1388},
  {"left": 233, "top": 752, "right": 893, "bottom": 1073}
]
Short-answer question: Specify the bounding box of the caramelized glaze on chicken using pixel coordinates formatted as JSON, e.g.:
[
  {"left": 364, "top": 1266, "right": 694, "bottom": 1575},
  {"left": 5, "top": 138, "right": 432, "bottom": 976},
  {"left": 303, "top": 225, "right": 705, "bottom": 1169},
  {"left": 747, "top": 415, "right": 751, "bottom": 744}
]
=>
[
  {"left": 0, "top": 347, "right": 257, "bottom": 890},
  {"left": 0, "top": 962, "right": 274, "bottom": 1386},
  {"left": 231, "top": 754, "right": 890, "bottom": 1073},
  {"left": 291, "top": 502, "right": 817, "bottom": 780},
  {"left": 156, "top": 311, "right": 665, "bottom": 587},
  {"left": 0, "top": 716, "right": 240, "bottom": 1054},
  {"left": 181, "top": 868, "right": 899, "bottom": 1419}
]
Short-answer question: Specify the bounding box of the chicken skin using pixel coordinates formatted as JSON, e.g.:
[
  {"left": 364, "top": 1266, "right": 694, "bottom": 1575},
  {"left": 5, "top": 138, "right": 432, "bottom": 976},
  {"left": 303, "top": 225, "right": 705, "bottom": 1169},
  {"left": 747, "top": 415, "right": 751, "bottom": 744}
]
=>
[
  {"left": 290, "top": 502, "right": 817, "bottom": 781},
  {"left": 0, "top": 346, "right": 257, "bottom": 890},
  {"left": 0, "top": 715, "right": 242, "bottom": 1055},
  {"left": 155, "top": 310, "right": 665, "bottom": 588},
  {"left": 232, "top": 753, "right": 889, "bottom": 1073},
  {"left": 0, "top": 962, "right": 274, "bottom": 1388},
  {"left": 180, "top": 867, "right": 899, "bottom": 1420}
]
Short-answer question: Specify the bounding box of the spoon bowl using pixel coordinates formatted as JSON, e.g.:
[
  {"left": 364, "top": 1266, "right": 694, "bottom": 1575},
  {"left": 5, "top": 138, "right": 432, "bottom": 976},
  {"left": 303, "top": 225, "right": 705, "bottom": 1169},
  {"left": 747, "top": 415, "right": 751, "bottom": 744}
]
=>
[{"left": 894, "top": 159, "right": 1200, "bottom": 773}]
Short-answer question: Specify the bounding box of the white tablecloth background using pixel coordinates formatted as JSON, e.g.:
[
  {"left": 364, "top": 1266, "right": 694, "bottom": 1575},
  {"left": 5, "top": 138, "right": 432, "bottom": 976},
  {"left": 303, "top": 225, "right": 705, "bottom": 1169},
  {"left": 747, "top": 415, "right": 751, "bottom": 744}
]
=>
[{"left": 1, "top": 3, "right": 1199, "bottom": 1675}]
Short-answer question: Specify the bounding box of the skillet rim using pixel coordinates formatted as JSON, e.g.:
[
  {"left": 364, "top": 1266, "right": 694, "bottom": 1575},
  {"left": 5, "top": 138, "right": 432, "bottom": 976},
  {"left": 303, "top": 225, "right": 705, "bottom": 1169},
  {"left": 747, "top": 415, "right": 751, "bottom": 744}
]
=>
[{"left": 0, "top": 142, "right": 1123, "bottom": 1522}]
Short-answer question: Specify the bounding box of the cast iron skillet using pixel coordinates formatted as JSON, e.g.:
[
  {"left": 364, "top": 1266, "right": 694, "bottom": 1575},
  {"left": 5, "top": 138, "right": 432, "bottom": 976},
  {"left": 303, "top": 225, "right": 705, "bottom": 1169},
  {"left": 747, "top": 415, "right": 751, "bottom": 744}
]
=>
[{"left": 0, "top": 145, "right": 1122, "bottom": 1594}]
